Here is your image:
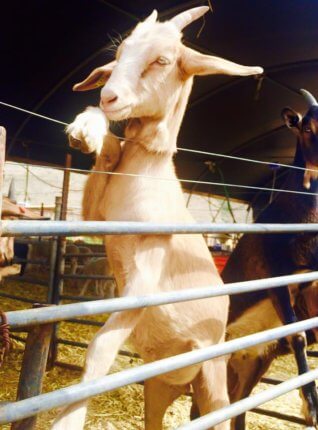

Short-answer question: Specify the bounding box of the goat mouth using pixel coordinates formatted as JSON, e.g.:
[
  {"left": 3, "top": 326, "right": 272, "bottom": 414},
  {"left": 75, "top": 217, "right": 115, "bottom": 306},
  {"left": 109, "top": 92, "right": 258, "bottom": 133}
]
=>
[{"left": 102, "top": 105, "right": 132, "bottom": 120}]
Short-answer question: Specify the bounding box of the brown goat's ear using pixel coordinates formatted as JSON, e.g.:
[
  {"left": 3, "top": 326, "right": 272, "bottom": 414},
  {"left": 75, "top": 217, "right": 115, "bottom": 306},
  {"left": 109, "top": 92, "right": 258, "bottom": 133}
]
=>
[
  {"left": 281, "top": 107, "right": 302, "bottom": 131},
  {"left": 73, "top": 61, "right": 116, "bottom": 91},
  {"left": 180, "top": 47, "right": 263, "bottom": 78}
]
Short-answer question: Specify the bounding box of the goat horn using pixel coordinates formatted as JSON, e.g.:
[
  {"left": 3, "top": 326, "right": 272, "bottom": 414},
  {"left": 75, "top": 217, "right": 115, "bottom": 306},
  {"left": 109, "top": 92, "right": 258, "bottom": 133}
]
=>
[
  {"left": 144, "top": 9, "right": 158, "bottom": 25},
  {"left": 300, "top": 89, "right": 318, "bottom": 106},
  {"left": 171, "top": 6, "right": 210, "bottom": 31}
]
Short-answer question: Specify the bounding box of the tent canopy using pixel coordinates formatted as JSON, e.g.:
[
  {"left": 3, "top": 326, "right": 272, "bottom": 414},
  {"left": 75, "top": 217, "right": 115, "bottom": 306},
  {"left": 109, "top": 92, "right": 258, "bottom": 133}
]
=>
[{"left": 2, "top": 0, "right": 318, "bottom": 209}]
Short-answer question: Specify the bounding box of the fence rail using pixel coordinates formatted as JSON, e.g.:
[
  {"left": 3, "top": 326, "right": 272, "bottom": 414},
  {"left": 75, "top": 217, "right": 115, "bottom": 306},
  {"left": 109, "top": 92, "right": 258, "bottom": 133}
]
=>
[
  {"left": 3, "top": 220, "right": 318, "bottom": 236},
  {"left": 2, "top": 220, "right": 318, "bottom": 428},
  {"left": 1, "top": 317, "right": 318, "bottom": 425},
  {"left": 6, "top": 271, "right": 318, "bottom": 328}
]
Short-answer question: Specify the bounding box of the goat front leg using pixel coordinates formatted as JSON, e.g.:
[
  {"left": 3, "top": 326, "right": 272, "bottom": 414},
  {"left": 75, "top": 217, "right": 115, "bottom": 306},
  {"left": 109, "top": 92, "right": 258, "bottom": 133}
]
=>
[
  {"left": 51, "top": 237, "right": 168, "bottom": 430},
  {"left": 270, "top": 286, "right": 318, "bottom": 427},
  {"left": 82, "top": 131, "right": 121, "bottom": 221},
  {"left": 67, "top": 106, "right": 109, "bottom": 155},
  {"left": 51, "top": 308, "right": 144, "bottom": 430}
]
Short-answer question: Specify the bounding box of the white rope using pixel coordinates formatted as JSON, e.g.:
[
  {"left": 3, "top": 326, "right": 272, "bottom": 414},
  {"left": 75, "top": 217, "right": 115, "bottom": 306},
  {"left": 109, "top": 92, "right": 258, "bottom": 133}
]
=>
[
  {"left": 2, "top": 100, "right": 318, "bottom": 197},
  {"left": 0, "top": 101, "right": 68, "bottom": 126},
  {"left": 5, "top": 161, "right": 318, "bottom": 198},
  {"left": 0, "top": 99, "right": 312, "bottom": 173}
]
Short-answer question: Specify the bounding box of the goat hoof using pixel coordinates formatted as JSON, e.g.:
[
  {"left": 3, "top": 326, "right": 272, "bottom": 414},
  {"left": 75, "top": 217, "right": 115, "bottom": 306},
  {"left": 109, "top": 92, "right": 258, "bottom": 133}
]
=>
[
  {"left": 66, "top": 107, "right": 108, "bottom": 154},
  {"left": 302, "top": 381, "right": 318, "bottom": 427}
]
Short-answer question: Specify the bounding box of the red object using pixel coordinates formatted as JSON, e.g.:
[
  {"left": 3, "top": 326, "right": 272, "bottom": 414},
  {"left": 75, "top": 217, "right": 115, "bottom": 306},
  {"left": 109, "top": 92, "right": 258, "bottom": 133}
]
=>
[{"left": 213, "top": 255, "right": 229, "bottom": 274}]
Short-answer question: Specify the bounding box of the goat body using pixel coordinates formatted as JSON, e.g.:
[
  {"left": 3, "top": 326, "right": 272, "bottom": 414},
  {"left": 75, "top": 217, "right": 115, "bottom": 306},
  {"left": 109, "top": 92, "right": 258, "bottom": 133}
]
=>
[
  {"left": 225, "top": 95, "right": 318, "bottom": 429},
  {"left": 79, "top": 257, "right": 115, "bottom": 297},
  {"left": 52, "top": 7, "right": 262, "bottom": 430}
]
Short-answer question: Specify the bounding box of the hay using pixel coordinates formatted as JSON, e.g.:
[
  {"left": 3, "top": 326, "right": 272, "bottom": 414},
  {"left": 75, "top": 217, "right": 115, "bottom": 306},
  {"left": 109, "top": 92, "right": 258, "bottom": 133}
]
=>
[{"left": 0, "top": 277, "right": 316, "bottom": 429}]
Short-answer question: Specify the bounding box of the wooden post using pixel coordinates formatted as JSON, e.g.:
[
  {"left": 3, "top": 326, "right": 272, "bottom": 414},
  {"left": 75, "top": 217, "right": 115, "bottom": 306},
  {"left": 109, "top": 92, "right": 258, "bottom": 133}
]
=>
[
  {"left": 0, "top": 127, "right": 6, "bottom": 216},
  {"left": 61, "top": 153, "right": 71, "bottom": 221},
  {"left": 11, "top": 307, "right": 53, "bottom": 430}
]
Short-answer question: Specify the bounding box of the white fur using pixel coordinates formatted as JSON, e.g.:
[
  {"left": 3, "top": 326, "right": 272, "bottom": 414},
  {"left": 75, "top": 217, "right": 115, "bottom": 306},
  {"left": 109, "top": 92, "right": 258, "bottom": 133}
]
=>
[
  {"left": 53, "top": 7, "right": 263, "bottom": 430},
  {"left": 79, "top": 257, "right": 115, "bottom": 297},
  {"left": 67, "top": 106, "right": 109, "bottom": 155}
]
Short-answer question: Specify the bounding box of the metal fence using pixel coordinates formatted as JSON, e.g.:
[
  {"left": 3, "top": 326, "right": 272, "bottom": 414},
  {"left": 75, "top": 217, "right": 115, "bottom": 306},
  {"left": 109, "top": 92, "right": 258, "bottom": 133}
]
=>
[{"left": 1, "top": 220, "right": 318, "bottom": 429}]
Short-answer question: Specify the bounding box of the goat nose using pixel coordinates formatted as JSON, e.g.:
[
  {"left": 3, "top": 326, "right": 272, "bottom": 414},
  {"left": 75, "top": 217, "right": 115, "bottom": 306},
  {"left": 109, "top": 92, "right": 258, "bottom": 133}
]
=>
[{"left": 101, "top": 88, "right": 118, "bottom": 104}]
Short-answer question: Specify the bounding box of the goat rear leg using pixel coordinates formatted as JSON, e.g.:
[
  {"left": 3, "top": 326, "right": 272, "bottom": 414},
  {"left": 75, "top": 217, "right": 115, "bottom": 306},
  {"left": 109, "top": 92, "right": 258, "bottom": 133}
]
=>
[
  {"left": 144, "top": 377, "right": 184, "bottom": 430},
  {"left": 192, "top": 358, "right": 230, "bottom": 430},
  {"left": 227, "top": 350, "right": 275, "bottom": 430},
  {"left": 270, "top": 286, "right": 318, "bottom": 427}
]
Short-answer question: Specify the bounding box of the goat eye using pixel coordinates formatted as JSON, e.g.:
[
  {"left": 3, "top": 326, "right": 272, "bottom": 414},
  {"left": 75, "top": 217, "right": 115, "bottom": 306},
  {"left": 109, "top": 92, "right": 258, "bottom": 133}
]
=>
[{"left": 156, "top": 56, "right": 170, "bottom": 66}]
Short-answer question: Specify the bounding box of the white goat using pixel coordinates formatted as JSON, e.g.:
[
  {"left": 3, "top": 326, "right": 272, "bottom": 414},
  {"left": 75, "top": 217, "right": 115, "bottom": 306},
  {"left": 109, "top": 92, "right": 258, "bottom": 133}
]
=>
[
  {"left": 77, "top": 246, "right": 93, "bottom": 266},
  {"left": 79, "top": 257, "right": 115, "bottom": 297},
  {"left": 53, "top": 7, "right": 262, "bottom": 430},
  {"left": 26, "top": 242, "right": 79, "bottom": 276}
]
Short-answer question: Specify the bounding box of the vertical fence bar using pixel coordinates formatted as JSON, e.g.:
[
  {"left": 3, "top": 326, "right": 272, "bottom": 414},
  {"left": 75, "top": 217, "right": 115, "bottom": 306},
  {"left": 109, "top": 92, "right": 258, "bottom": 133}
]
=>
[
  {"left": 11, "top": 306, "right": 53, "bottom": 430},
  {"left": 0, "top": 127, "right": 7, "bottom": 367},
  {"left": 60, "top": 153, "right": 71, "bottom": 221},
  {"left": 47, "top": 197, "right": 62, "bottom": 369},
  {"left": 0, "top": 127, "right": 5, "bottom": 216},
  {"left": 48, "top": 154, "right": 71, "bottom": 368},
  {"left": 47, "top": 197, "right": 62, "bottom": 304}
]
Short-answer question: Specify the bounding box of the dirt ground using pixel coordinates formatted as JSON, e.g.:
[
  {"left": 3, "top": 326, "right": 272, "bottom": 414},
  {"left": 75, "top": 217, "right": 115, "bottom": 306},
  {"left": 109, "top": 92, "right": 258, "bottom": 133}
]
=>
[{"left": 0, "top": 278, "right": 317, "bottom": 429}]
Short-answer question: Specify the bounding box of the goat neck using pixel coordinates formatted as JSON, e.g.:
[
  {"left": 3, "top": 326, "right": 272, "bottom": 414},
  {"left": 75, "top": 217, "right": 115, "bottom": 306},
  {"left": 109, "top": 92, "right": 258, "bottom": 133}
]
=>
[{"left": 124, "top": 78, "right": 193, "bottom": 155}]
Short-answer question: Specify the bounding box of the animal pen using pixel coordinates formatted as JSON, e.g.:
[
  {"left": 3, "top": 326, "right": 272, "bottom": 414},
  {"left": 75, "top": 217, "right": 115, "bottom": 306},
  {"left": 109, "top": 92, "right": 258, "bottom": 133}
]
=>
[{"left": 1, "top": 121, "right": 318, "bottom": 430}]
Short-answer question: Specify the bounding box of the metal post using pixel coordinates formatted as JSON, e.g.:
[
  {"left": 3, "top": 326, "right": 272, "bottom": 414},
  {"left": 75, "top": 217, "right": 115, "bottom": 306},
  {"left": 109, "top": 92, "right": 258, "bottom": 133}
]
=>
[
  {"left": 47, "top": 196, "right": 62, "bottom": 369},
  {"left": 11, "top": 306, "right": 53, "bottom": 430},
  {"left": 47, "top": 153, "right": 71, "bottom": 368},
  {"left": 47, "top": 196, "right": 62, "bottom": 303}
]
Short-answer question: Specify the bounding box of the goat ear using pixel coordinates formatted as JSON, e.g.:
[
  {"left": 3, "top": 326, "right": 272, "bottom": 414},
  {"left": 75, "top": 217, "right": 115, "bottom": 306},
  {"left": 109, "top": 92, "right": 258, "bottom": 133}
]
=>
[
  {"left": 73, "top": 61, "right": 116, "bottom": 92},
  {"left": 281, "top": 107, "right": 302, "bottom": 130},
  {"left": 180, "top": 47, "right": 263, "bottom": 77}
]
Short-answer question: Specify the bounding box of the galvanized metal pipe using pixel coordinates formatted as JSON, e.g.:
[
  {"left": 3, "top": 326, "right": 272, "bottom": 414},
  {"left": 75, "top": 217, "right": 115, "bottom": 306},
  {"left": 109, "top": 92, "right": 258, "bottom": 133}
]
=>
[
  {"left": 60, "top": 274, "right": 114, "bottom": 281},
  {"left": 179, "top": 368, "right": 318, "bottom": 429},
  {"left": 10, "top": 276, "right": 48, "bottom": 287},
  {"left": 13, "top": 258, "right": 48, "bottom": 265},
  {"left": 0, "top": 292, "right": 45, "bottom": 305},
  {"left": 3, "top": 220, "right": 318, "bottom": 237},
  {"left": 5, "top": 271, "right": 318, "bottom": 328},
  {"left": 59, "top": 294, "right": 101, "bottom": 302},
  {"left": 56, "top": 338, "right": 139, "bottom": 359},
  {"left": 64, "top": 318, "right": 104, "bottom": 327},
  {"left": 251, "top": 407, "right": 306, "bottom": 425},
  {"left": 1, "top": 317, "right": 318, "bottom": 424},
  {"left": 63, "top": 253, "right": 106, "bottom": 258}
]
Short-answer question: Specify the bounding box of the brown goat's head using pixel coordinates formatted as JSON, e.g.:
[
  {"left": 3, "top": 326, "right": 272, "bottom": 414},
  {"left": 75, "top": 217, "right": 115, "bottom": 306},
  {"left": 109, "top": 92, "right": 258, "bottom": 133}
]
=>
[
  {"left": 282, "top": 90, "right": 318, "bottom": 190},
  {"left": 73, "top": 7, "right": 263, "bottom": 122}
]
